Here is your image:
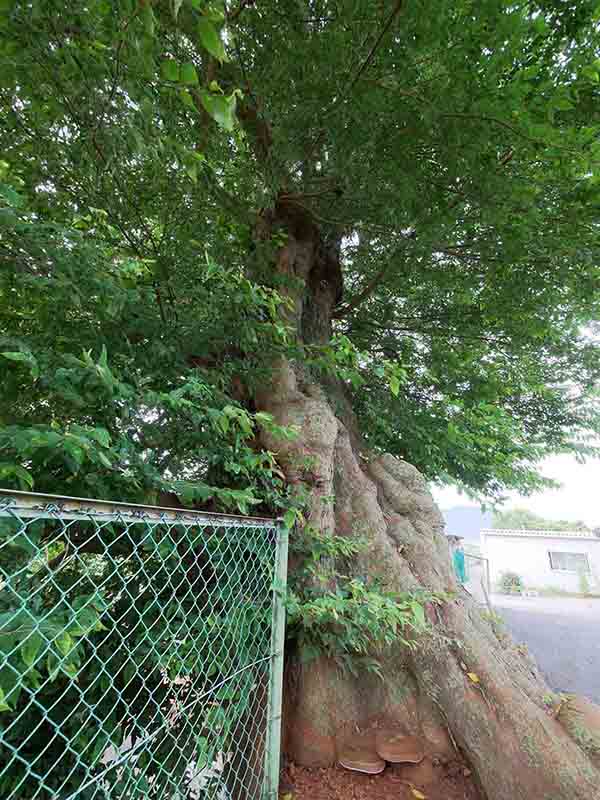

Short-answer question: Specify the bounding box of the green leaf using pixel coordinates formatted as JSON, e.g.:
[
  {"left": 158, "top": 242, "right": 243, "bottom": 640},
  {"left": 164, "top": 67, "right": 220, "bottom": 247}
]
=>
[
  {"left": 0, "top": 463, "right": 34, "bottom": 489},
  {"left": 581, "top": 64, "right": 599, "bottom": 83},
  {"left": 197, "top": 18, "right": 227, "bottom": 63},
  {"left": 161, "top": 59, "right": 180, "bottom": 82},
  {"left": 46, "top": 653, "right": 60, "bottom": 681},
  {"left": 218, "top": 414, "right": 230, "bottom": 433},
  {"left": 15, "top": 465, "right": 33, "bottom": 489},
  {"left": 283, "top": 509, "right": 297, "bottom": 530},
  {"left": 2, "top": 350, "right": 39, "bottom": 379},
  {"left": 61, "top": 661, "right": 79, "bottom": 679},
  {"left": 181, "top": 62, "right": 199, "bottom": 86},
  {"left": 0, "top": 183, "right": 25, "bottom": 208},
  {"left": 389, "top": 375, "right": 400, "bottom": 397},
  {"left": 97, "top": 452, "right": 112, "bottom": 468},
  {"left": 64, "top": 441, "right": 85, "bottom": 468},
  {"left": 55, "top": 631, "right": 74, "bottom": 656},
  {"left": 215, "top": 684, "right": 238, "bottom": 700},
  {"left": 21, "top": 633, "right": 44, "bottom": 668},
  {"left": 199, "top": 90, "right": 236, "bottom": 131},
  {"left": 410, "top": 601, "right": 426, "bottom": 629},
  {"left": 553, "top": 96, "right": 573, "bottom": 111},
  {"left": 26, "top": 667, "right": 43, "bottom": 691},
  {"left": 203, "top": 4, "right": 226, "bottom": 23},
  {"left": 179, "top": 89, "right": 197, "bottom": 110},
  {"left": 89, "top": 427, "right": 111, "bottom": 448},
  {"left": 68, "top": 607, "right": 100, "bottom": 635},
  {"left": 0, "top": 688, "right": 10, "bottom": 713},
  {"left": 184, "top": 150, "right": 205, "bottom": 182},
  {"left": 141, "top": 4, "right": 155, "bottom": 36},
  {"left": 196, "top": 735, "right": 214, "bottom": 768}
]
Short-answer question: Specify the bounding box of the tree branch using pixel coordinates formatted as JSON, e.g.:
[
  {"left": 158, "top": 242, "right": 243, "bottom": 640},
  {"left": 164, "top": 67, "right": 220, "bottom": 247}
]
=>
[
  {"left": 333, "top": 261, "right": 395, "bottom": 319},
  {"left": 440, "top": 114, "right": 574, "bottom": 153},
  {"left": 346, "top": 0, "right": 404, "bottom": 95}
]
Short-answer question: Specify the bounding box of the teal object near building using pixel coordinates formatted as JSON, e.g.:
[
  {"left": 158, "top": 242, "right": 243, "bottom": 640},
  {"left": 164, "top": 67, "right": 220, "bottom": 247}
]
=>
[{"left": 453, "top": 548, "right": 467, "bottom": 583}]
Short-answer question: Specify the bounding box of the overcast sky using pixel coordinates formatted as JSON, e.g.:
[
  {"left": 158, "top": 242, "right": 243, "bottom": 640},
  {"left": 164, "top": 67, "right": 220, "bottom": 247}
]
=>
[{"left": 431, "top": 453, "right": 600, "bottom": 527}]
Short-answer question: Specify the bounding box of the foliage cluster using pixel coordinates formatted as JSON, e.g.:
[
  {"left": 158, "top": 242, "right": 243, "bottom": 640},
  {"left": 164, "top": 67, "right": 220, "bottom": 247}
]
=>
[
  {"left": 493, "top": 508, "right": 595, "bottom": 531},
  {"left": 499, "top": 570, "right": 525, "bottom": 594},
  {"left": 286, "top": 525, "right": 443, "bottom": 676},
  {"left": 0, "top": 164, "right": 301, "bottom": 513},
  {"left": 0, "top": 0, "right": 599, "bottom": 507}
]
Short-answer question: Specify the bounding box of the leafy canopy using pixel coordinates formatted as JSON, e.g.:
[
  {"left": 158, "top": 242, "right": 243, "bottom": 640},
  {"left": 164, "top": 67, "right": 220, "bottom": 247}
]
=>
[{"left": 1, "top": 0, "right": 599, "bottom": 505}]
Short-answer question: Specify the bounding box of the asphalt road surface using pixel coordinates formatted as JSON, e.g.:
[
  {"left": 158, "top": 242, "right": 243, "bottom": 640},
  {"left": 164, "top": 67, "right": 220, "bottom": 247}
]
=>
[{"left": 492, "top": 595, "right": 600, "bottom": 703}]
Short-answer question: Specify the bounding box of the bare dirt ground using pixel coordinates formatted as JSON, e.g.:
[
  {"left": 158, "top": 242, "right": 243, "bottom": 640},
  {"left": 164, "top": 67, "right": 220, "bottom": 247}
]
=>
[{"left": 281, "top": 757, "right": 482, "bottom": 800}]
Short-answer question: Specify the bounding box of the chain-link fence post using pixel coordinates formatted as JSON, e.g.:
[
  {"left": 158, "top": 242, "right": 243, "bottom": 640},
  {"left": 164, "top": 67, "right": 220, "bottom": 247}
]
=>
[{"left": 263, "top": 519, "right": 288, "bottom": 800}]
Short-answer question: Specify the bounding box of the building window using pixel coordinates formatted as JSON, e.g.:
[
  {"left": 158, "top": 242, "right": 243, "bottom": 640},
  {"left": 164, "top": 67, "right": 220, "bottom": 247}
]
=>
[{"left": 548, "top": 551, "right": 590, "bottom": 573}]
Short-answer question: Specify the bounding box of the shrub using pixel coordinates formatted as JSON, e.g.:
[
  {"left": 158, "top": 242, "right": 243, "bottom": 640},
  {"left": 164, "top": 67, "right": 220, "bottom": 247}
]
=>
[{"left": 500, "top": 571, "right": 524, "bottom": 595}]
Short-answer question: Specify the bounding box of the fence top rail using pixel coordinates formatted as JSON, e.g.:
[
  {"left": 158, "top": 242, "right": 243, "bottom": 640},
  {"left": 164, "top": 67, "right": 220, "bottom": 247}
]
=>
[
  {"left": 464, "top": 552, "right": 488, "bottom": 562},
  {"left": 0, "top": 488, "right": 279, "bottom": 528}
]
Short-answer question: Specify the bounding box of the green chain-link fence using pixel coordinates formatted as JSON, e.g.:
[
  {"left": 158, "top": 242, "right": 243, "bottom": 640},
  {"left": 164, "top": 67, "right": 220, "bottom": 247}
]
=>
[{"left": 0, "top": 490, "right": 288, "bottom": 800}]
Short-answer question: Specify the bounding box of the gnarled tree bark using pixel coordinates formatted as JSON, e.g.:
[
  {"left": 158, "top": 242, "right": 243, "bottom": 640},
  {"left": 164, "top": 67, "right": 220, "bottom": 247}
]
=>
[{"left": 254, "top": 204, "right": 600, "bottom": 800}]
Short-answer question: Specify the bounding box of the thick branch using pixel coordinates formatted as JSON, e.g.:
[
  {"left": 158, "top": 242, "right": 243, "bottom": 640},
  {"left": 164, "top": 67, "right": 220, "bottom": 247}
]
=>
[
  {"left": 333, "top": 262, "right": 394, "bottom": 319},
  {"left": 347, "top": 0, "right": 404, "bottom": 94}
]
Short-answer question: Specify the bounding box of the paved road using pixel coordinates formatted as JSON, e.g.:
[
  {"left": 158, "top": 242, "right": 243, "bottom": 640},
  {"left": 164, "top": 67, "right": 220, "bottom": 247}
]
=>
[{"left": 492, "top": 595, "right": 600, "bottom": 703}]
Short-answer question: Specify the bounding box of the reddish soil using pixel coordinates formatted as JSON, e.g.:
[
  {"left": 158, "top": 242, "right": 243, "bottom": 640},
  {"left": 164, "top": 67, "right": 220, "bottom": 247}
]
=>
[{"left": 281, "top": 757, "right": 483, "bottom": 800}]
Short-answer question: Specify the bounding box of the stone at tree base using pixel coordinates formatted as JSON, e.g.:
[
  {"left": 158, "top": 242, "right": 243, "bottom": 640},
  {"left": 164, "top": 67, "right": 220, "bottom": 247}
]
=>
[
  {"left": 338, "top": 730, "right": 386, "bottom": 774},
  {"left": 375, "top": 729, "right": 425, "bottom": 764},
  {"left": 393, "top": 756, "right": 437, "bottom": 786}
]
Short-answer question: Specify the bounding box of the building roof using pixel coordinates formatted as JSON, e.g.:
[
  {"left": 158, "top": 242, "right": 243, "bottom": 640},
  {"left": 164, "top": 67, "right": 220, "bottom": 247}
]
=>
[{"left": 481, "top": 528, "right": 599, "bottom": 541}]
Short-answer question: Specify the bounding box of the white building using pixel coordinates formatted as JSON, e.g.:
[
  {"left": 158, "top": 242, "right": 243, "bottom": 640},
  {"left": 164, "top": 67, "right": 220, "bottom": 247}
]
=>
[{"left": 481, "top": 528, "right": 600, "bottom": 594}]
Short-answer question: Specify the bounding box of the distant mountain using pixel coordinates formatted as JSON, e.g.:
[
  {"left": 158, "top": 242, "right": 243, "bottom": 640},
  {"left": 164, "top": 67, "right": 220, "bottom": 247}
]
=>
[{"left": 441, "top": 505, "right": 492, "bottom": 543}]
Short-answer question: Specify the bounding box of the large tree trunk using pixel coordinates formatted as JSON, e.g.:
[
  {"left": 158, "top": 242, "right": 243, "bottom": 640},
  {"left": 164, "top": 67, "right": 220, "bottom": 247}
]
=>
[{"left": 255, "top": 202, "right": 600, "bottom": 799}]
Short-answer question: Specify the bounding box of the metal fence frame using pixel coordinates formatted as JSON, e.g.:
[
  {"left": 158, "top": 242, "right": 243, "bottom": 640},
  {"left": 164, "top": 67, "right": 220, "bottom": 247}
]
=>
[
  {"left": 464, "top": 552, "right": 492, "bottom": 608},
  {"left": 0, "top": 489, "right": 288, "bottom": 800}
]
